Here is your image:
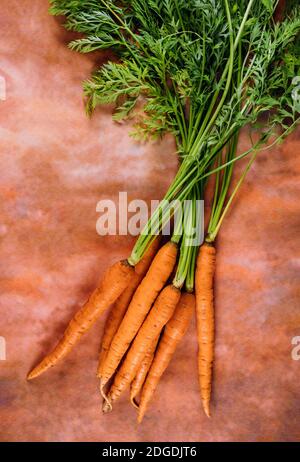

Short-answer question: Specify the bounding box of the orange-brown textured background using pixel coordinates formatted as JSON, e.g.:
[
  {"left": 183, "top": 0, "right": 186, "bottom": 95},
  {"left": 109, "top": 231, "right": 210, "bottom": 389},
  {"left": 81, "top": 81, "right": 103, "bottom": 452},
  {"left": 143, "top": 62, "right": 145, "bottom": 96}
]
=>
[{"left": 0, "top": 1, "right": 300, "bottom": 442}]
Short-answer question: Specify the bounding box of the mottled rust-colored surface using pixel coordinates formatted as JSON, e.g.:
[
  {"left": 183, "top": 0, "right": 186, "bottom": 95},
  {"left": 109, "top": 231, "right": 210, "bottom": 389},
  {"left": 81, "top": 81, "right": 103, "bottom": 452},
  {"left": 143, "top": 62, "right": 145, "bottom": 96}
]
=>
[{"left": 0, "top": 1, "right": 299, "bottom": 442}]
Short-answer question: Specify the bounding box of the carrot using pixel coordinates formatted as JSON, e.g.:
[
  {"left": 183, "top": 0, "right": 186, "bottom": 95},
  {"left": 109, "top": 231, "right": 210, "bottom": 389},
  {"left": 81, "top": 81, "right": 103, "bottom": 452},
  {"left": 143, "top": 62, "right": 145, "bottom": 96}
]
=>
[
  {"left": 195, "top": 242, "right": 216, "bottom": 417},
  {"left": 99, "top": 241, "right": 178, "bottom": 388},
  {"left": 27, "top": 259, "right": 134, "bottom": 380},
  {"left": 97, "top": 238, "right": 160, "bottom": 378},
  {"left": 130, "top": 335, "right": 159, "bottom": 409},
  {"left": 103, "top": 284, "right": 181, "bottom": 412},
  {"left": 137, "top": 292, "right": 194, "bottom": 423}
]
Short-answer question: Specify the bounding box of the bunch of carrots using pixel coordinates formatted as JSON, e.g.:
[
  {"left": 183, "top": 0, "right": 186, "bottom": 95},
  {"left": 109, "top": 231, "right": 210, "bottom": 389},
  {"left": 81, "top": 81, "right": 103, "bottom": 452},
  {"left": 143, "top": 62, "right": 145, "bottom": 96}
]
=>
[
  {"left": 28, "top": 0, "right": 300, "bottom": 421},
  {"left": 28, "top": 236, "right": 214, "bottom": 420}
]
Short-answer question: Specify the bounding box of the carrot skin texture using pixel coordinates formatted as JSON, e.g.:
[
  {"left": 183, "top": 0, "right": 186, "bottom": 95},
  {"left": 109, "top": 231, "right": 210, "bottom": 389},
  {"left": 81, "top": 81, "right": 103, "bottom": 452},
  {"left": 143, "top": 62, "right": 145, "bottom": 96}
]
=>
[
  {"left": 27, "top": 260, "right": 134, "bottom": 380},
  {"left": 103, "top": 284, "right": 181, "bottom": 411},
  {"left": 138, "top": 292, "right": 195, "bottom": 422},
  {"left": 130, "top": 335, "right": 159, "bottom": 408},
  {"left": 195, "top": 243, "right": 216, "bottom": 417},
  {"left": 99, "top": 242, "right": 178, "bottom": 386},
  {"left": 97, "top": 238, "right": 160, "bottom": 377}
]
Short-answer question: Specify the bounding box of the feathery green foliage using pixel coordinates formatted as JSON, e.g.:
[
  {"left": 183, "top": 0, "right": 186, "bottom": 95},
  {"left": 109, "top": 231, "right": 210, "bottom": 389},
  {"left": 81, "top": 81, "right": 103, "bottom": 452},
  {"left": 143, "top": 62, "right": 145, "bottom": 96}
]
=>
[{"left": 50, "top": 1, "right": 299, "bottom": 147}]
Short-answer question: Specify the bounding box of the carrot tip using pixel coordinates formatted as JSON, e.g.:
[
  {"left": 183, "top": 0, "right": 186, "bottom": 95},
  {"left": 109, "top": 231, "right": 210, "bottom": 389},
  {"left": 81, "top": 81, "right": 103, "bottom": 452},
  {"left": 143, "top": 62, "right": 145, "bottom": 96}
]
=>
[
  {"left": 203, "top": 401, "right": 211, "bottom": 418},
  {"left": 137, "top": 406, "right": 146, "bottom": 423},
  {"left": 27, "top": 369, "right": 38, "bottom": 380},
  {"left": 102, "top": 401, "right": 112, "bottom": 414},
  {"left": 130, "top": 395, "right": 140, "bottom": 410},
  {"left": 99, "top": 379, "right": 112, "bottom": 412}
]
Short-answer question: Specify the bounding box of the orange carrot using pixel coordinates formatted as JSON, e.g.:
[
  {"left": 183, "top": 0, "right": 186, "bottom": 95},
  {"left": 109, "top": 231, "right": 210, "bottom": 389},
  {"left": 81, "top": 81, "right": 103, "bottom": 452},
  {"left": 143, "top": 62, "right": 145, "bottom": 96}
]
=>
[
  {"left": 103, "top": 284, "right": 181, "bottom": 412},
  {"left": 97, "top": 238, "right": 160, "bottom": 378},
  {"left": 99, "top": 241, "right": 178, "bottom": 388},
  {"left": 27, "top": 259, "right": 134, "bottom": 380},
  {"left": 130, "top": 335, "right": 159, "bottom": 409},
  {"left": 138, "top": 292, "right": 194, "bottom": 422},
  {"left": 195, "top": 242, "right": 216, "bottom": 417}
]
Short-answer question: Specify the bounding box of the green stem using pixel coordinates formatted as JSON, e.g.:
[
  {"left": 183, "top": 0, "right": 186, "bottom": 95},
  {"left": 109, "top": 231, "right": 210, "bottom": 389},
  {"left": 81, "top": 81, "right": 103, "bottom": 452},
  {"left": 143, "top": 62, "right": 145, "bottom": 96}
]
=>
[
  {"left": 128, "top": 164, "right": 197, "bottom": 265},
  {"left": 188, "top": 0, "right": 235, "bottom": 159},
  {"left": 173, "top": 187, "right": 197, "bottom": 289},
  {"left": 187, "top": 0, "right": 255, "bottom": 157},
  {"left": 171, "top": 202, "right": 183, "bottom": 244},
  {"left": 207, "top": 150, "right": 258, "bottom": 243},
  {"left": 185, "top": 182, "right": 202, "bottom": 293},
  {"left": 208, "top": 155, "right": 222, "bottom": 232}
]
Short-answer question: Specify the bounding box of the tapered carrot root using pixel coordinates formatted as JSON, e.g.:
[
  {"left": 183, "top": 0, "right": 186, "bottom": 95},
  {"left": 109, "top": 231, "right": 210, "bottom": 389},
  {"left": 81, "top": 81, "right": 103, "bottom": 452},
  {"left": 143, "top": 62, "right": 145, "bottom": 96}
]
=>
[
  {"left": 130, "top": 336, "right": 159, "bottom": 409},
  {"left": 195, "top": 242, "right": 216, "bottom": 417},
  {"left": 138, "top": 292, "right": 194, "bottom": 423},
  {"left": 27, "top": 260, "right": 134, "bottom": 380},
  {"left": 99, "top": 241, "right": 178, "bottom": 388},
  {"left": 97, "top": 238, "right": 160, "bottom": 378},
  {"left": 103, "top": 284, "right": 181, "bottom": 412}
]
